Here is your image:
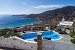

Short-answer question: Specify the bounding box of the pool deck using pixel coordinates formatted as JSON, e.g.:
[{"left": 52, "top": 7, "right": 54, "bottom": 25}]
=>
[
  {"left": 21, "top": 31, "right": 72, "bottom": 43},
  {"left": 55, "top": 34, "right": 72, "bottom": 44}
]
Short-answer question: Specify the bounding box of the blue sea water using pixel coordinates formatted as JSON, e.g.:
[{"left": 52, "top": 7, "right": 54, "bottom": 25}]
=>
[{"left": 0, "top": 15, "right": 37, "bottom": 29}]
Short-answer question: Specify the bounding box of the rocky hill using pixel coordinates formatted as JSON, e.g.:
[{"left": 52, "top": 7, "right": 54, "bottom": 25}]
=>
[{"left": 25, "top": 6, "right": 75, "bottom": 21}]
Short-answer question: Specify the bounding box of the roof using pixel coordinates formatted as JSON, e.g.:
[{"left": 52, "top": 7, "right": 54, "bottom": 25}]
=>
[
  {"left": 58, "top": 16, "right": 73, "bottom": 26},
  {"left": 58, "top": 21, "right": 73, "bottom": 26}
]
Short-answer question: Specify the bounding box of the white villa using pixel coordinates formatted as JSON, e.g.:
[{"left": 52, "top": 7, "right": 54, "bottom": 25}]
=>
[
  {"left": 57, "top": 17, "right": 73, "bottom": 34},
  {"left": 58, "top": 17, "right": 73, "bottom": 29}
]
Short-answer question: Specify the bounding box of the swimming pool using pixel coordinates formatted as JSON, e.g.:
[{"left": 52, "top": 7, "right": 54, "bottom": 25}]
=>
[{"left": 23, "top": 31, "right": 60, "bottom": 40}]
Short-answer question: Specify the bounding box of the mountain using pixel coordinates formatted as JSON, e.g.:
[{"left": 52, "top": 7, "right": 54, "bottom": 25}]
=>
[{"left": 25, "top": 6, "right": 75, "bottom": 21}]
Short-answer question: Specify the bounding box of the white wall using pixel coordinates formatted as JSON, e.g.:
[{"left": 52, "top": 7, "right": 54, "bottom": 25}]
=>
[
  {"left": 43, "top": 40, "right": 75, "bottom": 50},
  {"left": 0, "top": 36, "right": 75, "bottom": 50},
  {"left": 0, "top": 36, "right": 37, "bottom": 50}
]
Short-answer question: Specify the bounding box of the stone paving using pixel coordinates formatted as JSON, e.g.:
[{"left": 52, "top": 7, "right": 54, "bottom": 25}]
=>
[{"left": 56, "top": 34, "right": 72, "bottom": 43}]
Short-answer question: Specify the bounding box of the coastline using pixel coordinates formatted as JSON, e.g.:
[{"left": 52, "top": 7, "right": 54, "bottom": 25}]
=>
[
  {"left": 0, "top": 20, "right": 39, "bottom": 30},
  {"left": 0, "top": 15, "right": 39, "bottom": 29}
]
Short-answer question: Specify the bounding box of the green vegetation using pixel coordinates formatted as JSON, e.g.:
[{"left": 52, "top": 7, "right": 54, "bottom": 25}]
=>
[
  {"left": 0, "top": 28, "right": 20, "bottom": 38},
  {"left": 70, "top": 39, "right": 75, "bottom": 44},
  {"left": 70, "top": 21, "right": 75, "bottom": 44}
]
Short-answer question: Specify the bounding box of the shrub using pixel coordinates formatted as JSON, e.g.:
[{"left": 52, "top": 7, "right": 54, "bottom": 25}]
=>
[
  {"left": 70, "top": 29, "right": 75, "bottom": 37},
  {"left": 70, "top": 39, "right": 75, "bottom": 44}
]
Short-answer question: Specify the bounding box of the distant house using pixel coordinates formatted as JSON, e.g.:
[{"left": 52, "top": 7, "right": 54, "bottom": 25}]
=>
[
  {"left": 33, "top": 26, "right": 44, "bottom": 31},
  {"left": 57, "top": 17, "right": 73, "bottom": 34}
]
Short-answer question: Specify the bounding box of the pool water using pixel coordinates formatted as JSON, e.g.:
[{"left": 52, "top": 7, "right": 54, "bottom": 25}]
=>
[{"left": 23, "top": 31, "right": 60, "bottom": 40}]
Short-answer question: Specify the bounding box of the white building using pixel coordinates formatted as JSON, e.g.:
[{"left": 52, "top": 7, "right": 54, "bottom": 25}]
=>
[
  {"left": 58, "top": 17, "right": 73, "bottom": 28},
  {"left": 57, "top": 17, "right": 73, "bottom": 34},
  {"left": 0, "top": 36, "right": 37, "bottom": 50},
  {"left": 0, "top": 36, "right": 75, "bottom": 50}
]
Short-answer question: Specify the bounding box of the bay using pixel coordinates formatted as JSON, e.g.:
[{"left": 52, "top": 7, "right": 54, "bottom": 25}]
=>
[{"left": 0, "top": 15, "right": 37, "bottom": 29}]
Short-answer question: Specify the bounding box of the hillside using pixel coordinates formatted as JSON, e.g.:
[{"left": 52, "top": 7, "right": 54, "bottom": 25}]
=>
[
  {"left": 25, "top": 6, "right": 75, "bottom": 21},
  {"left": 21, "top": 6, "right": 75, "bottom": 26}
]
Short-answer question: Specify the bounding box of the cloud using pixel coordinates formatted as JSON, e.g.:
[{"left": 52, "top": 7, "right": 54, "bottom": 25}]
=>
[
  {"left": 22, "top": 2, "right": 26, "bottom": 5},
  {"left": 33, "top": 5, "right": 65, "bottom": 9}
]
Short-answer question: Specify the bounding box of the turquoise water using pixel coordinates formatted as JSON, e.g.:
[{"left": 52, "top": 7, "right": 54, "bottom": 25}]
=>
[
  {"left": 23, "top": 31, "right": 60, "bottom": 40},
  {"left": 0, "top": 15, "right": 37, "bottom": 28}
]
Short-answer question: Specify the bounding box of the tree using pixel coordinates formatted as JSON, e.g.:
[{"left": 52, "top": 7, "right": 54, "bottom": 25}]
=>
[
  {"left": 0, "top": 28, "right": 20, "bottom": 38},
  {"left": 70, "top": 20, "right": 75, "bottom": 44}
]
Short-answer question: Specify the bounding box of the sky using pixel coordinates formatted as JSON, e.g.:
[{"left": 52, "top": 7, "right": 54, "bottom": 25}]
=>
[{"left": 0, "top": 0, "right": 75, "bottom": 15}]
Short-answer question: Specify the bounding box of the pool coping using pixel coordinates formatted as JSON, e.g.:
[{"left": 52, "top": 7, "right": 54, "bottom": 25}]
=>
[{"left": 22, "top": 30, "right": 62, "bottom": 41}]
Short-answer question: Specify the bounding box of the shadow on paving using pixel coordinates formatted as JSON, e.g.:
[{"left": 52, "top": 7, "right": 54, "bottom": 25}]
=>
[{"left": 0, "top": 47, "right": 21, "bottom": 50}]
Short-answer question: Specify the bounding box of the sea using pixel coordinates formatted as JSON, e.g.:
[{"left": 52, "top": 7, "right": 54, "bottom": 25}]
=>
[{"left": 0, "top": 15, "right": 37, "bottom": 29}]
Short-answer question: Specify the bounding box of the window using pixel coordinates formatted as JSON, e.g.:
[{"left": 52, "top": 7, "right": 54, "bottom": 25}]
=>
[
  {"left": 31, "top": 46, "right": 33, "bottom": 48},
  {"left": 7, "top": 41, "right": 8, "bottom": 42},
  {"left": 5, "top": 44, "right": 6, "bottom": 46},
  {"left": 21, "top": 42, "right": 22, "bottom": 43},
  {"left": 25, "top": 43, "right": 26, "bottom": 44},
  {"left": 13, "top": 38, "right": 16, "bottom": 40},
  {"left": 11, "top": 43, "right": 13, "bottom": 45}
]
